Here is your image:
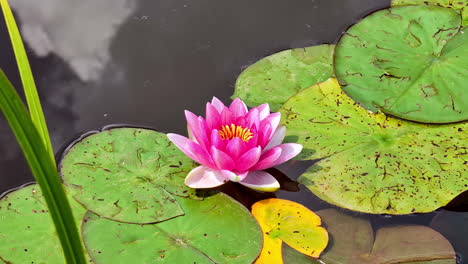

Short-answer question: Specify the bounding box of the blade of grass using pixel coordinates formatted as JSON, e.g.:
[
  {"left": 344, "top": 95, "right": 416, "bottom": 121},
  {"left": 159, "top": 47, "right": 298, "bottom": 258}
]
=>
[
  {"left": 0, "top": 0, "right": 54, "bottom": 164},
  {"left": 0, "top": 70, "right": 86, "bottom": 263}
]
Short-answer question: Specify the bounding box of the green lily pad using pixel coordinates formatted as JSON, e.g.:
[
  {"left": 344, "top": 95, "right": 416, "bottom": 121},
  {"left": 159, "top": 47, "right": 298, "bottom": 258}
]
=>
[
  {"left": 391, "top": 0, "right": 468, "bottom": 26},
  {"left": 316, "top": 209, "right": 456, "bottom": 264},
  {"left": 334, "top": 5, "right": 467, "bottom": 123},
  {"left": 60, "top": 127, "right": 198, "bottom": 224},
  {"left": 233, "top": 44, "right": 334, "bottom": 111},
  {"left": 0, "top": 184, "right": 91, "bottom": 263},
  {"left": 280, "top": 78, "right": 467, "bottom": 214},
  {"left": 82, "top": 193, "right": 262, "bottom": 264}
]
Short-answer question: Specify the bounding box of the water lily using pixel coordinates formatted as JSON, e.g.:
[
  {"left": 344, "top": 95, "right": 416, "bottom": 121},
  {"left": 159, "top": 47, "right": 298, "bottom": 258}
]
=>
[{"left": 167, "top": 97, "right": 302, "bottom": 192}]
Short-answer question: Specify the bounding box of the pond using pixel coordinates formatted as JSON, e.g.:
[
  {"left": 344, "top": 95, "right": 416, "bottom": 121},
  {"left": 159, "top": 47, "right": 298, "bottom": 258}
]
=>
[{"left": 0, "top": 0, "right": 466, "bottom": 263}]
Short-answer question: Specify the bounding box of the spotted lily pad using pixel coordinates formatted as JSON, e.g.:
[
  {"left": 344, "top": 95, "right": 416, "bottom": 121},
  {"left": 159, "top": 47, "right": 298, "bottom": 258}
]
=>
[
  {"left": 0, "top": 184, "right": 91, "bottom": 263},
  {"left": 252, "top": 198, "right": 328, "bottom": 263},
  {"left": 280, "top": 78, "right": 467, "bottom": 214},
  {"left": 60, "top": 127, "right": 198, "bottom": 224},
  {"left": 334, "top": 5, "right": 467, "bottom": 123},
  {"left": 83, "top": 193, "right": 262, "bottom": 264},
  {"left": 233, "top": 44, "right": 334, "bottom": 111},
  {"left": 391, "top": 0, "right": 468, "bottom": 26},
  {"left": 316, "top": 209, "right": 456, "bottom": 264}
]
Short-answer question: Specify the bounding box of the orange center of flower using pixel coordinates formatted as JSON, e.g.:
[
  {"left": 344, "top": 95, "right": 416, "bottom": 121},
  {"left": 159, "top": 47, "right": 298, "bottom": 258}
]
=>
[{"left": 218, "top": 124, "right": 253, "bottom": 142}]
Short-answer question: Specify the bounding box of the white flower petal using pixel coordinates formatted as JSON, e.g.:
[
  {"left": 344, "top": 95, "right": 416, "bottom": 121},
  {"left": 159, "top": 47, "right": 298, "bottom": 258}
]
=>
[
  {"left": 239, "top": 171, "right": 280, "bottom": 192},
  {"left": 264, "top": 126, "right": 286, "bottom": 150},
  {"left": 185, "top": 166, "right": 227, "bottom": 188}
]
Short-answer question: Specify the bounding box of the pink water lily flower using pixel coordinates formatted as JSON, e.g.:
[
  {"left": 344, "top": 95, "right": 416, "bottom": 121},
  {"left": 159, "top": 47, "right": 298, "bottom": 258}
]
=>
[{"left": 167, "top": 97, "right": 302, "bottom": 192}]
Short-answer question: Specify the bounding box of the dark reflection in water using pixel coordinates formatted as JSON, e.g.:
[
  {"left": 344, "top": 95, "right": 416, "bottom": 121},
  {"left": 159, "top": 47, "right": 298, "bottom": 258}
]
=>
[{"left": 0, "top": 0, "right": 466, "bottom": 262}]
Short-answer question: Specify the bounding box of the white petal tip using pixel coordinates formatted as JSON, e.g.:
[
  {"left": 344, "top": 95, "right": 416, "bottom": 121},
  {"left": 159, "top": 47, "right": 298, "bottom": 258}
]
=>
[
  {"left": 244, "top": 184, "right": 280, "bottom": 192},
  {"left": 166, "top": 133, "right": 179, "bottom": 141},
  {"left": 184, "top": 166, "right": 227, "bottom": 189},
  {"left": 239, "top": 171, "right": 280, "bottom": 192}
]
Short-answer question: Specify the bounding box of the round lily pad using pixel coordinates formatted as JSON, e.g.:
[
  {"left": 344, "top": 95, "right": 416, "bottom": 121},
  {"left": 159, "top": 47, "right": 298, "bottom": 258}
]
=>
[
  {"left": 0, "top": 184, "right": 91, "bottom": 263},
  {"left": 233, "top": 44, "right": 335, "bottom": 111},
  {"left": 82, "top": 193, "right": 262, "bottom": 264},
  {"left": 334, "top": 5, "right": 467, "bottom": 123},
  {"left": 392, "top": 0, "right": 468, "bottom": 26},
  {"left": 280, "top": 78, "right": 467, "bottom": 214},
  {"left": 60, "top": 127, "right": 198, "bottom": 224}
]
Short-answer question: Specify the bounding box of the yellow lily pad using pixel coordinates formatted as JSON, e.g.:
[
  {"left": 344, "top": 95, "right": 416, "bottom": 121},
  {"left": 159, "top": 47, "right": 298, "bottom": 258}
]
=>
[{"left": 252, "top": 198, "right": 328, "bottom": 264}]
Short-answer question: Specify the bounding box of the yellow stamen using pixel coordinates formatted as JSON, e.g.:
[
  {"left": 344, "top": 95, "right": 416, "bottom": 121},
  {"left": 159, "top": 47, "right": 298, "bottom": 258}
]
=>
[{"left": 218, "top": 124, "right": 253, "bottom": 142}]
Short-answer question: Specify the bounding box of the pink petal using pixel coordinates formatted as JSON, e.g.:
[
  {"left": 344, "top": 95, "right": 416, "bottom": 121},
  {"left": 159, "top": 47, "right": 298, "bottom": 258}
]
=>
[
  {"left": 211, "top": 97, "right": 225, "bottom": 113},
  {"left": 274, "top": 143, "right": 303, "bottom": 164},
  {"left": 234, "top": 146, "right": 261, "bottom": 171},
  {"left": 235, "top": 116, "right": 247, "bottom": 128},
  {"left": 185, "top": 166, "right": 227, "bottom": 188},
  {"left": 187, "top": 124, "right": 194, "bottom": 141},
  {"left": 257, "top": 122, "right": 273, "bottom": 148},
  {"left": 260, "top": 112, "right": 281, "bottom": 141},
  {"left": 221, "top": 107, "right": 234, "bottom": 126},
  {"left": 167, "top": 133, "right": 216, "bottom": 168},
  {"left": 239, "top": 171, "right": 280, "bottom": 192},
  {"left": 250, "top": 146, "right": 282, "bottom": 171},
  {"left": 185, "top": 111, "right": 209, "bottom": 150},
  {"left": 206, "top": 103, "right": 221, "bottom": 130},
  {"left": 256, "top": 103, "right": 270, "bottom": 120},
  {"left": 220, "top": 170, "right": 249, "bottom": 182},
  {"left": 211, "top": 146, "right": 235, "bottom": 170},
  {"left": 264, "top": 126, "right": 286, "bottom": 150},
  {"left": 198, "top": 116, "right": 210, "bottom": 142},
  {"left": 210, "top": 129, "right": 225, "bottom": 150},
  {"left": 245, "top": 108, "right": 260, "bottom": 130},
  {"left": 229, "top": 98, "right": 248, "bottom": 118},
  {"left": 245, "top": 133, "right": 259, "bottom": 150},
  {"left": 225, "top": 137, "right": 247, "bottom": 160}
]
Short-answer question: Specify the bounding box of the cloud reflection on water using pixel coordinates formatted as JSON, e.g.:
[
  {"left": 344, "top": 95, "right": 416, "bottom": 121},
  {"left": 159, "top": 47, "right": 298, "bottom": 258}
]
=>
[{"left": 10, "top": 0, "right": 136, "bottom": 81}]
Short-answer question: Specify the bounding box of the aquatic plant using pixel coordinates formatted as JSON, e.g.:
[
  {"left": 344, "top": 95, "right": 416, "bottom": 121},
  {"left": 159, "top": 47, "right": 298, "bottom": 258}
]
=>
[
  {"left": 168, "top": 97, "right": 303, "bottom": 192},
  {"left": 0, "top": 0, "right": 466, "bottom": 263},
  {"left": 0, "top": 0, "right": 86, "bottom": 263}
]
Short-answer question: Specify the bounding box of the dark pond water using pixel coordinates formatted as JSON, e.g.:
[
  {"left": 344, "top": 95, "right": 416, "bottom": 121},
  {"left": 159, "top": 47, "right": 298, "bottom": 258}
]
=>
[{"left": 0, "top": 0, "right": 466, "bottom": 263}]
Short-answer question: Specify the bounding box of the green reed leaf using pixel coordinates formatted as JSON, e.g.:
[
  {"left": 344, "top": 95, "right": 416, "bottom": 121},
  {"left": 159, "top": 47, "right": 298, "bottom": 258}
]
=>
[
  {"left": 0, "top": 0, "right": 54, "bottom": 163},
  {"left": 0, "top": 70, "right": 87, "bottom": 264}
]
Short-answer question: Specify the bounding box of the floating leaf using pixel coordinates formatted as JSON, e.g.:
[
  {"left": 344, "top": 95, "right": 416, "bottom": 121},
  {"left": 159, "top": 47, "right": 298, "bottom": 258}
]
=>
[
  {"left": 391, "top": 0, "right": 468, "bottom": 26},
  {"left": 334, "top": 5, "right": 467, "bottom": 123},
  {"left": 83, "top": 193, "right": 262, "bottom": 264},
  {"left": 282, "top": 244, "right": 322, "bottom": 264},
  {"left": 370, "top": 226, "right": 455, "bottom": 263},
  {"left": 0, "top": 184, "right": 91, "bottom": 263},
  {"left": 316, "top": 209, "right": 456, "bottom": 264},
  {"left": 280, "top": 78, "right": 467, "bottom": 214},
  {"left": 252, "top": 198, "right": 328, "bottom": 264},
  {"left": 60, "top": 127, "right": 198, "bottom": 224},
  {"left": 234, "top": 45, "right": 334, "bottom": 111},
  {"left": 315, "top": 209, "right": 373, "bottom": 264},
  {"left": 431, "top": 211, "right": 468, "bottom": 261}
]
